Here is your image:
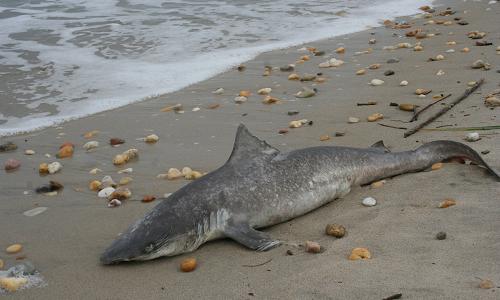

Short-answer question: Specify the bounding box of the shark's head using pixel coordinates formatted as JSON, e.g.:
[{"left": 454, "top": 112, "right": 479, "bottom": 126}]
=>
[{"left": 100, "top": 199, "right": 204, "bottom": 265}]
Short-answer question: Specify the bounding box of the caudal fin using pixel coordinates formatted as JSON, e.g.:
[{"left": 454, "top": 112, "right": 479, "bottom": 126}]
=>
[{"left": 416, "top": 140, "right": 500, "bottom": 181}]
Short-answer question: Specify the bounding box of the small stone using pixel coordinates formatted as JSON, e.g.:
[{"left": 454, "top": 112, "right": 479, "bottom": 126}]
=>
[
  {"left": 436, "top": 232, "right": 447, "bottom": 240},
  {"left": 485, "top": 96, "right": 500, "bottom": 107},
  {"left": 471, "top": 59, "right": 485, "bottom": 69},
  {"left": 83, "top": 141, "right": 99, "bottom": 151},
  {"left": 400, "top": 80, "right": 409, "bottom": 86},
  {"left": 24, "top": 149, "right": 35, "bottom": 155},
  {"left": 0, "top": 259, "right": 3, "bottom": 269},
  {"left": 167, "top": 168, "right": 183, "bottom": 180},
  {"left": 328, "top": 58, "right": 344, "bottom": 67},
  {"left": 356, "top": 69, "right": 366, "bottom": 75},
  {"left": 48, "top": 161, "right": 62, "bottom": 174},
  {"left": 305, "top": 241, "right": 321, "bottom": 253},
  {"left": 108, "top": 187, "right": 131, "bottom": 200},
  {"left": 38, "top": 163, "right": 49, "bottom": 174},
  {"left": 89, "top": 180, "right": 102, "bottom": 191},
  {"left": 4, "top": 159, "right": 20, "bottom": 172},
  {"left": 367, "top": 113, "right": 383, "bottom": 122},
  {"left": 295, "top": 87, "right": 316, "bottom": 98},
  {"left": 335, "top": 47, "right": 345, "bottom": 54},
  {"left": 384, "top": 70, "right": 395, "bottom": 76},
  {"left": 89, "top": 168, "right": 102, "bottom": 175},
  {"left": 117, "top": 168, "right": 133, "bottom": 174},
  {"left": 438, "top": 198, "right": 456, "bottom": 208},
  {"left": 368, "top": 38, "right": 376, "bottom": 44},
  {"left": 110, "top": 138, "right": 125, "bottom": 146},
  {"left": 319, "top": 135, "right": 330, "bottom": 142},
  {"left": 113, "top": 149, "right": 138, "bottom": 165},
  {"left": 119, "top": 177, "right": 132, "bottom": 185},
  {"left": 35, "top": 180, "right": 63, "bottom": 194},
  {"left": 479, "top": 279, "right": 494, "bottom": 289},
  {"left": 101, "top": 175, "right": 116, "bottom": 188},
  {"left": 370, "top": 180, "right": 385, "bottom": 188},
  {"left": 436, "top": 69, "right": 445, "bottom": 76},
  {"left": 348, "top": 117, "right": 360, "bottom": 124},
  {"left": 362, "top": 197, "right": 377, "bottom": 207},
  {"left": 386, "top": 58, "right": 400, "bottom": 64},
  {"left": 399, "top": 103, "right": 416, "bottom": 112},
  {"left": 280, "top": 65, "right": 294, "bottom": 72},
  {"left": 431, "top": 162, "right": 443, "bottom": 170},
  {"left": 289, "top": 120, "right": 303, "bottom": 128},
  {"left": 414, "top": 45, "right": 424, "bottom": 51},
  {"left": 325, "top": 224, "right": 346, "bottom": 238},
  {"left": 23, "top": 207, "right": 48, "bottom": 217},
  {"left": 57, "top": 144, "right": 74, "bottom": 158},
  {"left": 239, "top": 90, "right": 251, "bottom": 97},
  {"left": 212, "top": 88, "right": 224, "bottom": 95},
  {"left": 142, "top": 195, "right": 156, "bottom": 203},
  {"left": 161, "top": 103, "right": 184, "bottom": 113},
  {"left": 287, "top": 110, "right": 299, "bottom": 116},
  {"left": 6, "top": 244, "right": 22, "bottom": 254},
  {"left": 278, "top": 129, "right": 289, "bottom": 134},
  {"left": 180, "top": 258, "right": 197, "bottom": 272},
  {"left": 98, "top": 187, "right": 115, "bottom": 198},
  {"left": 457, "top": 20, "right": 468, "bottom": 25},
  {"left": 262, "top": 96, "right": 280, "bottom": 105},
  {"left": 445, "top": 49, "right": 455, "bottom": 53},
  {"left": 0, "top": 142, "right": 17, "bottom": 152},
  {"left": 415, "top": 88, "right": 432, "bottom": 95},
  {"left": 467, "top": 81, "right": 477, "bottom": 87},
  {"left": 234, "top": 96, "right": 247, "bottom": 104},
  {"left": 370, "top": 79, "right": 384, "bottom": 86},
  {"left": 397, "top": 42, "right": 412, "bottom": 49},
  {"left": 257, "top": 88, "right": 272, "bottom": 95},
  {"left": 446, "top": 41, "right": 457, "bottom": 45},
  {"left": 300, "top": 74, "right": 316, "bottom": 81},
  {"left": 144, "top": 134, "right": 159, "bottom": 144},
  {"left": 461, "top": 47, "right": 470, "bottom": 53},
  {"left": 0, "top": 277, "right": 28, "bottom": 292},
  {"left": 185, "top": 170, "right": 203, "bottom": 180},
  {"left": 335, "top": 132, "right": 345, "bottom": 137},
  {"left": 349, "top": 248, "right": 371, "bottom": 260},
  {"left": 465, "top": 132, "right": 480, "bottom": 142},
  {"left": 286, "top": 249, "right": 294, "bottom": 255},
  {"left": 435, "top": 54, "right": 445, "bottom": 61},
  {"left": 467, "top": 31, "right": 486, "bottom": 39},
  {"left": 83, "top": 130, "right": 99, "bottom": 139},
  {"left": 288, "top": 73, "right": 300, "bottom": 80},
  {"left": 181, "top": 167, "right": 193, "bottom": 176},
  {"left": 368, "top": 64, "right": 381, "bottom": 70},
  {"left": 107, "top": 199, "right": 122, "bottom": 208}
]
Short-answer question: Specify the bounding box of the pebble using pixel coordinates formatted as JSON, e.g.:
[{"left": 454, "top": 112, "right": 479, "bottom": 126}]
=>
[
  {"left": 239, "top": 90, "right": 251, "bottom": 97},
  {"left": 101, "top": 175, "right": 116, "bottom": 188},
  {"left": 288, "top": 73, "right": 300, "bottom": 80},
  {"left": 142, "top": 195, "right": 156, "bottom": 203},
  {"left": 57, "top": 144, "right": 74, "bottom": 158},
  {"left": 397, "top": 42, "right": 412, "bottom": 49},
  {"left": 262, "top": 96, "right": 280, "bottom": 105},
  {"left": 435, "top": 54, "right": 445, "bottom": 61},
  {"left": 98, "top": 187, "right": 115, "bottom": 198},
  {"left": 368, "top": 38, "right": 376, "bottom": 44},
  {"left": 118, "top": 177, "right": 132, "bottom": 185},
  {"left": 399, "top": 103, "right": 416, "bottom": 112},
  {"left": 436, "top": 232, "right": 447, "bottom": 240},
  {"left": 414, "top": 45, "right": 423, "bottom": 51},
  {"left": 370, "top": 79, "right": 384, "bottom": 86},
  {"left": 356, "top": 69, "right": 366, "bottom": 75},
  {"left": 109, "top": 138, "right": 125, "bottom": 146},
  {"left": 300, "top": 74, "right": 316, "bottom": 81},
  {"left": 485, "top": 96, "right": 500, "bottom": 107},
  {"left": 465, "top": 132, "right": 480, "bottom": 142},
  {"left": 144, "top": 134, "right": 159, "bottom": 144},
  {"left": 325, "top": 224, "right": 346, "bottom": 238},
  {"left": 305, "top": 241, "right": 322, "bottom": 253},
  {"left": 0, "top": 259, "right": 3, "bottom": 269},
  {"left": 335, "top": 132, "right": 346, "bottom": 137},
  {"left": 212, "top": 88, "right": 224, "bottom": 95},
  {"left": 257, "top": 88, "right": 272, "bottom": 95},
  {"left": 234, "top": 96, "right": 247, "bottom": 104},
  {"left": 436, "top": 70, "right": 445, "bottom": 76},
  {"left": 6, "top": 244, "right": 22, "bottom": 254},
  {"left": 24, "top": 149, "right": 35, "bottom": 155},
  {"left": 0, "top": 277, "right": 28, "bottom": 292},
  {"left": 89, "top": 180, "right": 102, "bottom": 191},
  {"left": 89, "top": 168, "right": 102, "bottom": 175},
  {"left": 384, "top": 70, "right": 395, "bottom": 76},
  {"left": 180, "top": 258, "right": 197, "bottom": 272},
  {"left": 83, "top": 141, "right": 99, "bottom": 151},
  {"left": 349, "top": 248, "right": 371, "bottom": 260},
  {"left": 431, "top": 162, "right": 443, "bottom": 170},
  {"left": 4, "top": 159, "right": 20, "bottom": 171},
  {"left": 113, "top": 148, "right": 138, "bottom": 165},
  {"left": 23, "top": 207, "right": 48, "bottom": 217},
  {"left": 109, "top": 187, "right": 131, "bottom": 200},
  {"left": 328, "top": 58, "right": 344, "bottom": 67},
  {"left": 335, "top": 47, "right": 345, "bottom": 53},
  {"left": 362, "top": 197, "right": 377, "bottom": 206},
  {"left": 192, "top": 107, "right": 200, "bottom": 112},
  {"left": 461, "top": 47, "right": 470, "bottom": 53},
  {"left": 386, "top": 58, "right": 400, "bottom": 64},
  {"left": 295, "top": 87, "right": 316, "bottom": 98},
  {"left": 368, "top": 64, "right": 381, "bottom": 70},
  {"left": 289, "top": 120, "right": 303, "bottom": 128},
  {"left": 471, "top": 59, "right": 485, "bottom": 69},
  {"left": 108, "top": 199, "right": 122, "bottom": 208},
  {"left": 367, "top": 113, "right": 383, "bottom": 122},
  {"left": 118, "top": 168, "right": 133, "bottom": 174},
  {"left": 167, "top": 168, "right": 183, "bottom": 180},
  {"left": 467, "top": 81, "right": 477, "bottom": 86},
  {"left": 479, "top": 279, "right": 494, "bottom": 289},
  {"left": 47, "top": 161, "right": 62, "bottom": 174},
  {"left": 181, "top": 167, "right": 193, "bottom": 176},
  {"left": 445, "top": 49, "right": 455, "bottom": 53},
  {"left": 319, "top": 135, "right": 330, "bottom": 142},
  {"left": 438, "top": 198, "right": 456, "bottom": 208},
  {"left": 370, "top": 180, "right": 385, "bottom": 188},
  {"left": 185, "top": 170, "right": 203, "bottom": 180},
  {"left": 0, "top": 142, "right": 17, "bottom": 152},
  {"left": 35, "top": 180, "right": 63, "bottom": 194},
  {"left": 348, "top": 117, "right": 360, "bottom": 124},
  {"left": 83, "top": 130, "right": 99, "bottom": 139},
  {"left": 278, "top": 129, "right": 289, "bottom": 134},
  {"left": 400, "top": 80, "right": 409, "bottom": 86},
  {"left": 415, "top": 88, "right": 431, "bottom": 95}
]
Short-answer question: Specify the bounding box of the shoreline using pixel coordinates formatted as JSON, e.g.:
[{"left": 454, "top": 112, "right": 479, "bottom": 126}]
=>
[{"left": 1, "top": 0, "right": 499, "bottom": 298}]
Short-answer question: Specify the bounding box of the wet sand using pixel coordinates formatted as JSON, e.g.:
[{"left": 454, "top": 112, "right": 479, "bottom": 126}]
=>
[{"left": 1, "top": 0, "right": 499, "bottom": 298}]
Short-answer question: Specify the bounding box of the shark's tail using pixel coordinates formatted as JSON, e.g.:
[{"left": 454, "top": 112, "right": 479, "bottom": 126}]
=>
[{"left": 415, "top": 140, "right": 500, "bottom": 181}]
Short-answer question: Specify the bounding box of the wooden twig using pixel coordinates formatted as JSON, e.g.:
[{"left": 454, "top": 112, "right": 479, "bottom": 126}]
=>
[
  {"left": 378, "top": 123, "right": 408, "bottom": 130},
  {"left": 242, "top": 258, "right": 272, "bottom": 267},
  {"left": 422, "top": 125, "right": 500, "bottom": 131},
  {"left": 404, "top": 79, "right": 484, "bottom": 138},
  {"left": 410, "top": 93, "right": 452, "bottom": 122},
  {"left": 357, "top": 101, "right": 377, "bottom": 106},
  {"left": 383, "top": 293, "right": 402, "bottom": 300}
]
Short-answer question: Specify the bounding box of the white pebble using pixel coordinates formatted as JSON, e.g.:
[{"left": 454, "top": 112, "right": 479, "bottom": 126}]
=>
[
  {"left": 48, "top": 162, "right": 62, "bottom": 174},
  {"left": 108, "top": 199, "right": 122, "bottom": 208},
  {"left": 83, "top": 141, "right": 99, "bottom": 151},
  {"left": 212, "top": 88, "right": 224, "bottom": 95},
  {"left": 370, "top": 79, "right": 384, "bottom": 86},
  {"left": 118, "top": 168, "right": 133, "bottom": 174},
  {"left": 445, "top": 49, "right": 455, "bottom": 53},
  {"left": 89, "top": 168, "right": 102, "bottom": 175},
  {"left": 98, "top": 187, "right": 115, "bottom": 198},
  {"left": 234, "top": 96, "right": 247, "bottom": 104},
  {"left": 23, "top": 207, "right": 48, "bottom": 217},
  {"left": 24, "top": 149, "right": 35, "bottom": 155},
  {"left": 362, "top": 197, "right": 377, "bottom": 207},
  {"left": 192, "top": 107, "right": 200, "bottom": 112},
  {"left": 465, "top": 132, "right": 480, "bottom": 142},
  {"left": 348, "top": 117, "right": 360, "bottom": 123},
  {"left": 399, "top": 80, "right": 409, "bottom": 86}
]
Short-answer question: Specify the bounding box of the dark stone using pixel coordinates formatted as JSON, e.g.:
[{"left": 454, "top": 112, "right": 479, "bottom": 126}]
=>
[
  {"left": 387, "top": 58, "right": 400, "bottom": 64},
  {"left": 384, "top": 70, "right": 395, "bottom": 76},
  {"left": 436, "top": 232, "right": 447, "bottom": 240},
  {"left": 457, "top": 20, "right": 468, "bottom": 25}
]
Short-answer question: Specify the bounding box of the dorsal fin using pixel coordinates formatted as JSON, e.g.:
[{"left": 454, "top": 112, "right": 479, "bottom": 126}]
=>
[
  {"left": 227, "top": 124, "right": 279, "bottom": 164},
  {"left": 370, "top": 140, "right": 391, "bottom": 153}
]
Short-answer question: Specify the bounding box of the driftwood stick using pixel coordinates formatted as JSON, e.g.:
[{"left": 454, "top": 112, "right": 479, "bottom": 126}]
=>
[
  {"left": 378, "top": 123, "right": 408, "bottom": 130},
  {"left": 404, "top": 79, "right": 484, "bottom": 138},
  {"left": 410, "top": 93, "right": 452, "bottom": 122}
]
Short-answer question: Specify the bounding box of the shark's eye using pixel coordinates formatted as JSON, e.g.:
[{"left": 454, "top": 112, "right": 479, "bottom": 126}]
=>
[{"left": 144, "top": 243, "right": 155, "bottom": 253}]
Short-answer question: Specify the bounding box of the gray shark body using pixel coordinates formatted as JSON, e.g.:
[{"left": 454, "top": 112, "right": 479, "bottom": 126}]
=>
[{"left": 100, "top": 124, "right": 499, "bottom": 264}]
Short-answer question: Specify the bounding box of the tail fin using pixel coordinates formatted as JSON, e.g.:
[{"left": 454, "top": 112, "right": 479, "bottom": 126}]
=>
[{"left": 416, "top": 140, "right": 500, "bottom": 181}]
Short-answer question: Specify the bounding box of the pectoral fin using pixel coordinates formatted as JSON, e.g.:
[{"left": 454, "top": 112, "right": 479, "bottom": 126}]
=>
[{"left": 224, "top": 222, "right": 280, "bottom": 251}]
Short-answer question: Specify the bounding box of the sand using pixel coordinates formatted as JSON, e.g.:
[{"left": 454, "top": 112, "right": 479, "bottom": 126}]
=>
[{"left": 1, "top": 0, "right": 499, "bottom": 298}]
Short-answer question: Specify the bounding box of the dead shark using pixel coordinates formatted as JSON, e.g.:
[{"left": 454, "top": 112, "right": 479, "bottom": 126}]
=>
[{"left": 100, "top": 124, "right": 499, "bottom": 264}]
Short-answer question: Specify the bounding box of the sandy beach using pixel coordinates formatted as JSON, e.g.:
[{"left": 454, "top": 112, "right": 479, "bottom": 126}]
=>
[{"left": 1, "top": 0, "right": 499, "bottom": 298}]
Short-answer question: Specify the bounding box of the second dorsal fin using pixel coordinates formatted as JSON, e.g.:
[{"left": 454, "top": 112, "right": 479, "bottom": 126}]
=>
[
  {"left": 227, "top": 124, "right": 279, "bottom": 164},
  {"left": 370, "top": 140, "right": 391, "bottom": 153}
]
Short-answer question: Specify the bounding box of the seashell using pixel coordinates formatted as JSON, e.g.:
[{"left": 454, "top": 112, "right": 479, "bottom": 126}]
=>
[
  {"left": 109, "top": 138, "right": 125, "bottom": 146},
  {"left": 356, "top": 69, "right": 366, "bottom": 75},
  {"left": 367, "top": 113, "right": 383, "bottom": 122},
  {"left": 257, "top": 88, "right": 272, "bottom": 95},
  {"left": 144, "top": 134, "right": 159, "bottom": 144},
  {"left": 436, "top": 69, "right": 445, "bottom": 76},
  {"left": 362, "top": 197, "right": 377, "bottom": 206},
  {"left": 262, "top": 96, "right": 280, "bottom": 105},
  {"left": 212, "top": 88, "right": 224, "bottom": 95},
  {"left": 329, "top": 58, "right": 344, "bottom": 67},
  {"left": 300, "top": 74, "right": 316, "bottom": 81},
  {"left": 465, "top": 132, "right": 480, "bottom": 142},
  {"left": 118, "top": 168, "right": 133, "bottom": 174},
  {"left": 445, "top": 49, "right": 455, "bottom": 53},
  {"left": 119, "top": 177, "right": 132, "bottom": 185},
  {"left": 325, "top": 224, "right": 346, "bottom": 238},
  {"left": 113, "top": 149, "right": 138, "bottom": 165},
  {"left": 180, "top": 258, "right": 197, "bottom": 272},
  {"left": 142, "top": 195, "right": 156, "bottom": 203},
  {"left": 57, "top": 144, "right": 74, "bottom": 158},
  {"left": 400, "top": 80, "right": 409, "bottom": 86},
  {"left": 397, "top": 42, "right": 412, "bottom": 48},
  {"left": 431, "top": 162, "right": 443, "bottom": 170},
  {"left": 484, "top": 95, "right": 500, "bottom": 107},
  {"left": 467, "top": 31, "right": 486, "bottom": 39},
  {"left": 295, "top": 87, "right": 316, "bottom": 98},
  {"left": 108, "top": 187, "right": 131, "bottom": 200},
  {"left": 239, "top": 90, "right": 251, "bottom": 97},
  {"left": 181, "top": 167, "right": 193, "bottom": 176},
  {"left": 288, "top": 73, "right": 300, "bottom": 80},
  {"left": 305, "top": 241, "right": 321, "bottom": 253},
  {"left": 349, "top": 248, "right": 371, "bottom": 260},
  {"left": 160, "top": 103, "right": 183, "bottom": 113},
  {"left": 185, "top": 170, "right": 203, "bottom": 180},
  {"left": 4, "top": 159, "right": 20, "bottom": 172},
  {"left": 89, "top": 180, "right": 102, "bottom": 191},
  {"left": 368, "top": 64, "right": 380, "bottom": 70},
  {"left": 83, "top": 130, "right": 99, "bottom": 139},
  {"left": 234, "top": 96, "right": 247, "bottom": 104},
  {"left": 415, "top": 88, "right": 432, "bottom": 95},
  {"left": 23, "top": 206, "right": 48, "bottom": 217},
  {"left": 289, "top": 120, "right": 303, "bottom": 128},
  {"left": 0, "top": 277, "right": 28, "bottom": 292},
  {"left": 370, "top": 180, "right": 385, "bottom": 188},
  {"left": 370, "top": 79, "right": 384, "bottom": 86},
  {"left": 107, "top": 199, "right": 122, "bottom": 208},
  {"left": 83, "top": 141, "right": 99, "bottom": 151},
  {"left": 39, "top": 163, "right": 49, "bottom": 174},
  {"left": 435, "top": 54, "right": 445, "bottom": 60},
  {"left": 319, "top": 135, "right": 330, "bottom": 141},
  {"left": 98, "top": 187, "right": 115, "bottom": 198},
  {"left": 438, "top": 198, "right": 456, "bottom": 208},
  {"left": 48, "top": 161, "right": 62, "bottom": 174},
  {"left": 413, "top": 45, "right": 423, "bottom": 51},
  {"left": 348, "top": 117, "right": 360, "bottom": 124},
  {"left": 479, "top": 279, "right": 494, "bottom": 289},
  {"left": 6, "top": 244, "right": 23, "bottom": 254},
  {"left": 167, "top": 168, "right": 183, "bottom": 180},
  {"left": 24, "top": 149, "right": 35, "bottom": 155},
  {"left": 335, "top": 47, "right": 345, "bottom": 54}
]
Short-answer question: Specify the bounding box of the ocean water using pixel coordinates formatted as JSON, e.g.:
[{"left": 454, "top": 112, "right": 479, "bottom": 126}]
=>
[{"left": 0, "top": 0, "right": 429, "bottom": 136}]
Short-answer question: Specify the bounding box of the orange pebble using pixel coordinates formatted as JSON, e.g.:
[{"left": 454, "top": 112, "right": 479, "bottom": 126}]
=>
[{"left": 180, "top": 258, "right": 197, "bottom": 272}]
